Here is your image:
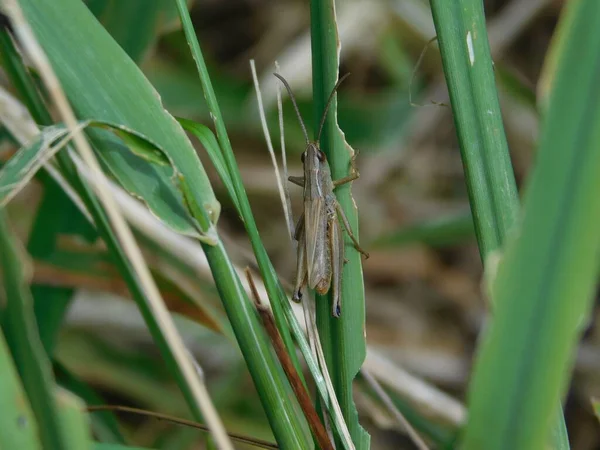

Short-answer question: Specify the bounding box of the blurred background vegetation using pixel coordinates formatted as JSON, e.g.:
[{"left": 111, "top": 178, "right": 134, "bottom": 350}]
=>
[{"left": 2, "top": 0, "right": 599, "bottom": 448}]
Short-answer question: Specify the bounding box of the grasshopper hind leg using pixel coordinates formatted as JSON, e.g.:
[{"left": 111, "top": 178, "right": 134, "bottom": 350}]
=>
[
  {"left": 335, "top": 202, "right": 369, "bottom": 259},
  {"left": 329, "top": 216, "right": 344, "bottom": 317},
  {"left": 292, "top": 215, "right": 307, "bottom": 302}
]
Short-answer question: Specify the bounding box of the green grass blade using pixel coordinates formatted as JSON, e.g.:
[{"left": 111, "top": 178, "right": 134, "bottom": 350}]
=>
[
  {"left": 429, "top": 0, "right": 519, "bottom": 259},
  {"left": 0, "top": 331, "right": 41, "bottom": 449},
  {"left": 173, "top": 2, "right": 331, "bottom": 445},
  {"left": 0, "top": 29, "right": 47, "bottom": 119},
  {"left": 177, "top": 118, "right": 241, "bottom": 212},
  {"left": 200, "top": 244, "right": 311, "bottom": 448},
  {"left": 87, "top": 0, "right": 167, "bottom": 62},
  {"left": 0, "top": 209, "right": 70, "bottom": 450},
  {"left": 19, "top": 0, "right": 221, "bottom": 233},
  {"left": 462, "top": 0, "right": 600, "bottom": 448},
  {"left": 310, "top": 1, "right": 369, "bottom": 448}
]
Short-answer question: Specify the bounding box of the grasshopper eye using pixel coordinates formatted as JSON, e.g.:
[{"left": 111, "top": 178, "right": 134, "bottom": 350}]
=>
[
  {"left": 317, "top": 150, "right": 326, "bottom": 162},
  {"left": 301, "top": 152, "right": 306, "bottom": 163}
]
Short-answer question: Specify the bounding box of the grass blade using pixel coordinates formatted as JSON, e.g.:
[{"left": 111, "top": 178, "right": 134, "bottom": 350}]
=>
[
  {"left": 17, "top": 0, "right": 221, "bottom": 235},
  {"left": 429, "top": 0, "right": 519, "bottom": 259},
  {"left": 462, "top": 0, "right": 600, "bottom": 448},
  {"left": 310, "top": 1, "right": 369, "bottom": 448},
  {"left": 87, "top": 0, "right": 167, "bottom": 63}
]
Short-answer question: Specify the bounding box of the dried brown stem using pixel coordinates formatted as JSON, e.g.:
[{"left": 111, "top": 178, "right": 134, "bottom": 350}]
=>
[{"left": 245, "top": 268, "right": 334, "bottom": 450}]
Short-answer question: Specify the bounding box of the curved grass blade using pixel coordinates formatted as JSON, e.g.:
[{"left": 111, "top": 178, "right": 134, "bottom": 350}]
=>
[
  {"left": 0, "top": 118, "right": 214, "bottom": 242},
  {"left": 17, "top": 0, "right": 221, "bottom": 229},
  {"left": 177, "top": 118, "right": 241, "bottom": 212},
  {"left": 462, "top": 0, "right": 600, "bottom": 448},
  {"left": 309, "top": 0, "right": 369, "bottom": 448}
]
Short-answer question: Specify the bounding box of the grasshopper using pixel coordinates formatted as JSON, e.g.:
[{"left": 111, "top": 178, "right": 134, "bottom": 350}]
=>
[{"left": 274, "top": 73, "right": 369, "bottom": 318}]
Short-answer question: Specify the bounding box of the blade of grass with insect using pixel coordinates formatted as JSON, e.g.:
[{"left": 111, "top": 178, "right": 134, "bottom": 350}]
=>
[
  {"left": 428, "top": 0, "right": 519, "bottom": 259},
  {"left": 176, "top": 59, "right": 356, "bottom": 450},
  {"left": 0, "top": 329, "right": 40, "bottom": 449},
  {"left": 0, "top": 209, "right": 72, "bottom": 450},
  {"left": 12, "top": 2, "right": 309, "bottom": 446},
  {"left": 310, "top": 0, "right": 369, "bottom": 448},
  {"left": 462, "top": 0, "right": 600, "bottom": 448}
]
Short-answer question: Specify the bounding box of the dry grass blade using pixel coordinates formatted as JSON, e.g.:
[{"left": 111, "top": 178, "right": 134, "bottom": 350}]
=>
[
  {"left": 361, "top": 369, "right": 429, "bottom": 450},
  {"left": 275, "top": 60, "right": 295, "bottom": 241},
  {"left": 249, "top": 60, "right": 294, "bottom": 241},
  {"left": 87, "top": 405, "right": 278, "bottom": 450}
]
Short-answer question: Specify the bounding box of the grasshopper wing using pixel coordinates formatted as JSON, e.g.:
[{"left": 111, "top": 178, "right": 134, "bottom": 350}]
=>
[
  {"left": 305, "top": 195, "right": 331, "bottom": 293},
  {"left": 303, "top": 144, "right": 331, "bottom": 293}
]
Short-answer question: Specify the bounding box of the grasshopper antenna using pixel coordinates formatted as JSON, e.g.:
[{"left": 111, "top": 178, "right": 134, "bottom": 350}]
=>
[
  {"left": 316, "top": 73, "right": 351, "bottom": 144},
  {"left": 274, "top": 73, "right": 310, "bottom": 145}
]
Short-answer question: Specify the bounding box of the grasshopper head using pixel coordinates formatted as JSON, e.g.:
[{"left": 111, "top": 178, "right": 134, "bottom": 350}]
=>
[{"left": 302, "top": 143, "right": 326, "bottom": 165}]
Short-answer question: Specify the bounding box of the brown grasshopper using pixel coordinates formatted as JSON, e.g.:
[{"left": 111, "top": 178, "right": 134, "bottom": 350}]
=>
[{"left": 274, "top": 73, "right": 369, "bottom": 318}]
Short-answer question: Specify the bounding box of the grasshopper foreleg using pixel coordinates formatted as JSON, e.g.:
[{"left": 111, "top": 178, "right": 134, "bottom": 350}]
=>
[
  {"left": 289, "top": 176, "right": 304, "bottom": 187},
  {"left": 333, "top": 151, "right": 360, "bottom": 187}
]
